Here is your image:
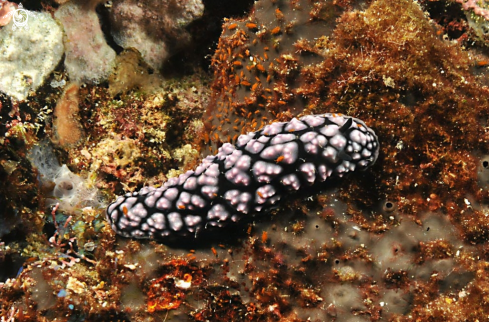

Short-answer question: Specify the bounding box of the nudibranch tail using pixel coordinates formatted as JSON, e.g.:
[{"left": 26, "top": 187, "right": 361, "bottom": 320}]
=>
[{"left": 106, "top": 113, "right": 379, "bottom": 241}]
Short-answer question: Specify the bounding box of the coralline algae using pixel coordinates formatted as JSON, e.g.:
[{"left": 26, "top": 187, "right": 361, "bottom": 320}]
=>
[{"left": 107, "top": 113, "right": 379, "bottom": 240}]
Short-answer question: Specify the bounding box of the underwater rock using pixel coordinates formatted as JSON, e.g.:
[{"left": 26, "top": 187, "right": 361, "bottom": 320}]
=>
[
  {"left": 0, "top": 10, "right": 63, "bottom": 101},
  {"left": 108, "top": 0, "right": 204, "bottom": 70},
  {"left": 55, "top": 0, "right": 116, "bottom": 83}
]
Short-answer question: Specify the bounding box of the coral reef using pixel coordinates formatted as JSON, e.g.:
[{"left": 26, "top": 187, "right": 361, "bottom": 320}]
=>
[
  {"left": 447, "top": 0, "right": 489, "bottom": 43},
  {"left": 0, "top": 139, "right": 38, "bottom": 240},
  {"left": 0, "top": 70, "right": 210, "bottom": 320},
  {"left": 80, "top": 73, "right": 209, "bottom": 193},
  {"left": 0, "top": 0, "right": 210, "bottom": 102},
  {"left": 3, "top": 0, "right": 489, "bottom": 321}
]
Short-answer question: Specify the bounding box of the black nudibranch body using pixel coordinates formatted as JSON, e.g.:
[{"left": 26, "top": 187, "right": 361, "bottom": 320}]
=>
[{"left": 107, "top": 113, "right": 379, "bottom": 241}]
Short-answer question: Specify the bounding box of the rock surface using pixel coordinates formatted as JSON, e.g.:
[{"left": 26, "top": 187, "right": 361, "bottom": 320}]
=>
[{"left": 0, "top": 10, "right": 63, "bottom": 101}]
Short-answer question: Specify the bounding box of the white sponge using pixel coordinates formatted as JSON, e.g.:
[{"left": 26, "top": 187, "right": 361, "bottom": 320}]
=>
[{"left": 28, "top": 141, "right": 103, "bottom": 212}]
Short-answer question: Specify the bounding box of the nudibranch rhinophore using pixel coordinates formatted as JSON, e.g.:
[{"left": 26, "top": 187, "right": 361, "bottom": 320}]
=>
[{"left": 107, "top": 113, "right": 379, "bottom": 241}]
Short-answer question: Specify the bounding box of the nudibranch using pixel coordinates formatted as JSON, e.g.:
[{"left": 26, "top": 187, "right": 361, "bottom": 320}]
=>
[{"left": 107, "top": 113, "right": 379, "bottom": 240}]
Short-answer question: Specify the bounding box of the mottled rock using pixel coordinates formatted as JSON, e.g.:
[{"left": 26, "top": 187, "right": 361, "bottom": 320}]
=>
[
  {"left": 0, "top": 10, "right": 63, "bottom": 101},
  {"left": 55, "top": 0, "right": 116, "bottom": 83},
  {"left": 109, "top": 0, "right": 204, "bottom": 70}
]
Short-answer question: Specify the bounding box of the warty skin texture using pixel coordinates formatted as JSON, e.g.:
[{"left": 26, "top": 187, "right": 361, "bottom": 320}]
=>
[{"left": 107, "top": 113, "right": 379, "bottom": 241}]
